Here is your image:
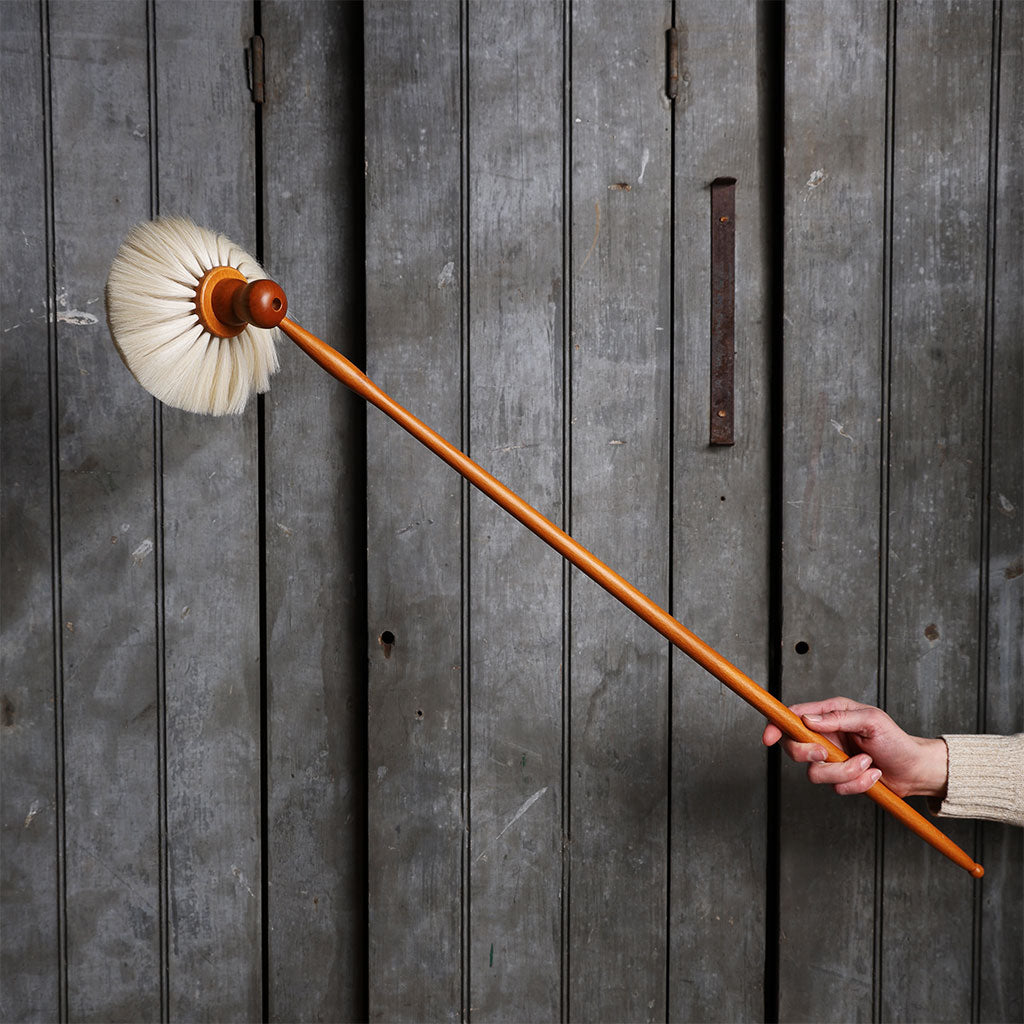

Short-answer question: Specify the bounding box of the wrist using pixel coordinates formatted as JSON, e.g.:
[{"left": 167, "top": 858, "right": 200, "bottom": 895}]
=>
[{"left": 912, "top": 737, "right": 949, "bottom": 798}]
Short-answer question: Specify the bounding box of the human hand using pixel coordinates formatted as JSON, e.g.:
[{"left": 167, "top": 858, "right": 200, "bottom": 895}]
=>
[{"left": 762, "top": 697, "right": 948, "bottom": 799}]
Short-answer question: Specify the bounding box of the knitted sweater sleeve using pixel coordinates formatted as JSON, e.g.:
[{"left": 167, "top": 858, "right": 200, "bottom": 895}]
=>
[{"left": 930, "top": 733, "right": 1024, "bottom": 827}]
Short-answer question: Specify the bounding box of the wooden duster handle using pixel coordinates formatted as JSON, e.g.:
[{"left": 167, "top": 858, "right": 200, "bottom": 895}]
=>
[{"left": 277, "top": 313, "right": 984, "bottom": 880}]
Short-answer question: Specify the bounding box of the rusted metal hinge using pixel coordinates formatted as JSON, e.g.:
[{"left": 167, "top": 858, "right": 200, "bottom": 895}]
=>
[
  {"left": 247, "top": 35, "right": 265, "bottom": 104},
  {"left": 666, "top": 26, "right": 679, "bottom": 102},
  {"left": 710, "top": 177, "right": 737, "bottom": 446}
]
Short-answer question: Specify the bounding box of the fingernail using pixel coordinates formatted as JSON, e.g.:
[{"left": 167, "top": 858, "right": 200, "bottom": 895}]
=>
[
  {"left": 867, "top": 769, "right": 882, "bottom": 785},
  {"left": 857, "top": 754, "right": 873, "bottom": 771},
  {"left": 804, "top": 714, "right": 823, "bottom": 724},
  {"left": 813, "top": 748, "right": 829, "bottom": 763}
]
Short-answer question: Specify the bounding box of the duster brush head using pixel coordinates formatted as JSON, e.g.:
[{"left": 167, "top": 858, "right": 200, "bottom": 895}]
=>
[{"left": 105, "top": 217, "right": 285, "bottom": 415}]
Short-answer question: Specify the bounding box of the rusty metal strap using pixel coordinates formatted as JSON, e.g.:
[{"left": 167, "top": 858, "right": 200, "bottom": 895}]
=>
[{"left": 710, "top": 177, "right": 736, "bottom": 446}]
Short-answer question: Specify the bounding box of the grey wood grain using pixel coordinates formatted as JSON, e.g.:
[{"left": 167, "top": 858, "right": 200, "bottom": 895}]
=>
[
  {"left": 154, "top": 2, "right": 262, "bottom": 1019},
  {"left": 980, "top": 5, "right": 1024, "bottom": 1021},
  {"left": 45, "top": 1, "right": 163, "bottom": 1018},
  {"left": 0, "top": 2, "right": 62, "bottom": 1019},
  {"left": 670, "top": 2, "right": 770, "bottom": 1019},
  {"left": 567, "top": 3, "right": 673, "bottom": 1019},
  {"left": 881, "top": 3, "right": 992, "bottom": 1017},
  {"left": 365, "top": 3, "right": 466, "bottom": 1019},
  {"left": 779, "top": 2, "right": 889, "bottom": 1018},
  {"left": 464, "top": 2, "right": 566, "bottom": 1019},
  {"left": 260, "top": 3, "right": 368, "bottom": 1021}
]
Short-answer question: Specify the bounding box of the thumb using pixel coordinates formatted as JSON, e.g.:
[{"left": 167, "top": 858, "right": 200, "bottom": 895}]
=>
[{"left": 802, "top": 706, "right": 888, "bottom": 739}]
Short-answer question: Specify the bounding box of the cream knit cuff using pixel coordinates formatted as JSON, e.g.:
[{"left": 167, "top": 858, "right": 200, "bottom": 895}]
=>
[{"left": 932, "top": 733, "right": 1024, "bottom": 827}]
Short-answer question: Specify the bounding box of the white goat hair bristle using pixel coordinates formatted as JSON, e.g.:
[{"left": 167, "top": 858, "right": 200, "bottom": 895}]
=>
[{"left": 105, "top": 217, "right": 280, "bottom": 415}]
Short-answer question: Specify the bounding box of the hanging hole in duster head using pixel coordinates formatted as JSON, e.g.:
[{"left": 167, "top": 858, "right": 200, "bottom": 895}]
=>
[{"left": 794, "top": 640, "right": 810, "bottom": 655}]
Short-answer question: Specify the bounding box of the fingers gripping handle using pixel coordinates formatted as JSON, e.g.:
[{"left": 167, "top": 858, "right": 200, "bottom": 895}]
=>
[
  {"left": 776, "top": 709, "right": 984, "bottom": 878},
  {"left": 276, "top": 313, "right": 983, "bottom": 880}
]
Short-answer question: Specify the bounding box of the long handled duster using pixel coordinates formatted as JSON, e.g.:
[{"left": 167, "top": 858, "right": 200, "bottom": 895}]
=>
[{"left": 105, "top": 216, "right": 984, "bottom": 879}]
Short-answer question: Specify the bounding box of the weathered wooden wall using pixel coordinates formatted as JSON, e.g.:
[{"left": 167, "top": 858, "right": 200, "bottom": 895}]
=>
[
  {"left": 1, "top": 1, "right": 1021, "bottom": 1022},
  {"left": 1, "top": 2, "right": 366, "bottom": 1021},
  {"left": 780, "top": 3, "right": 1023, "bottom": 1021}
]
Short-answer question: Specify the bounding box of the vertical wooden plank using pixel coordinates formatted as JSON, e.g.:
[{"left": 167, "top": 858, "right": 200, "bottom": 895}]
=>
[
  {"left": 568, "top": 3, "right": 673, "bottom": 1019},
  {"left": 154, "top": 1, "right": 263, "bottom": 1018},
  {"left": 881, "top": 4, "right": 992, "bottom": 1018},
  {"left": 261, "top": 2, "right": 367, "bottom": 1020},
  {"left": 464, "top": 2, "right": 565, "bottom": 1019},
  {"left": 45, "top": 1, "right": 163, "bottom": 1018},
  {"left": 670, "top": 3, "right": 771, "bottom": 1019},
  {"left": 980, "top": 4, "right": 1024, "bottom": 1019},
  {"left": 0, "top": 2, "right": 61, "bottom": 1018},
  {"left": 779, "top": 2, "right": 888, "bottom": 1018},
  {"left": 364, "top": 3, "right": 465, "bottom": 1019}
]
